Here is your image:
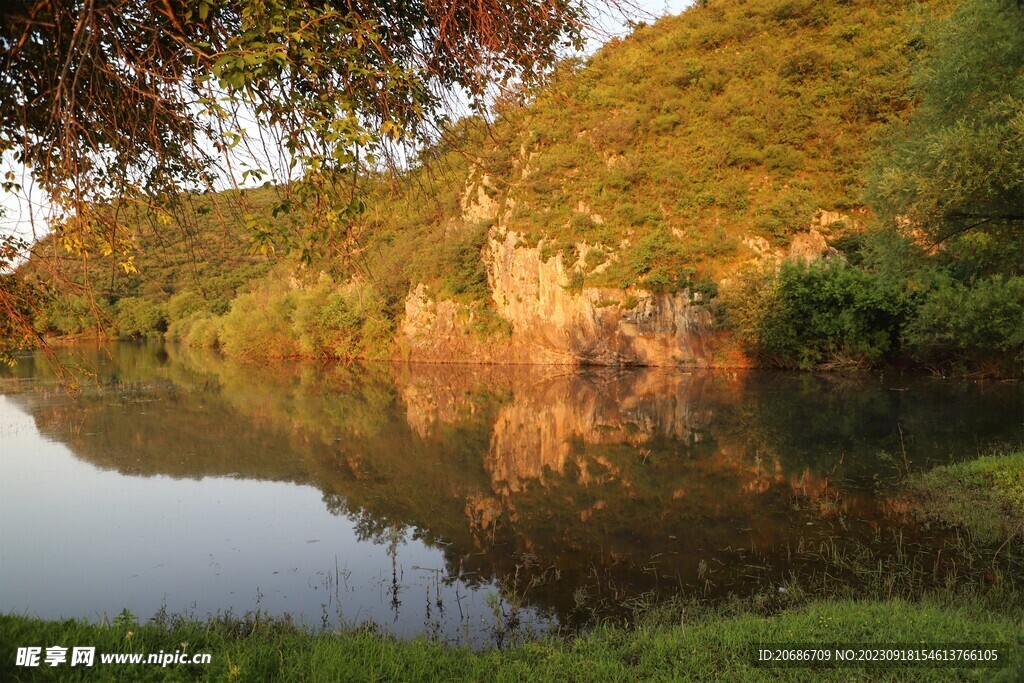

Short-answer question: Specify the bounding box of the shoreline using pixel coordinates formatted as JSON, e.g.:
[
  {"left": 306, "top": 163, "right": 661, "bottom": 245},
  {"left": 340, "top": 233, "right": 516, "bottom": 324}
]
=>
[
  {"left": 24, "top": 337, "right": 1023, "bottom": 381},
  {"left": 3, "top": 596, "right": 1022, "bottom": 681}
]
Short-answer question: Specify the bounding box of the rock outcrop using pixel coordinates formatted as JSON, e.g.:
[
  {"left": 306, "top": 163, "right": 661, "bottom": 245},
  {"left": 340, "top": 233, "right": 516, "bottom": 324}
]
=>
[
  {"left": 401, "top": 227, "right": 717, "bottom": 366},
  {"left": 787, "top": 228, "right": 841, "bottom": 262}
]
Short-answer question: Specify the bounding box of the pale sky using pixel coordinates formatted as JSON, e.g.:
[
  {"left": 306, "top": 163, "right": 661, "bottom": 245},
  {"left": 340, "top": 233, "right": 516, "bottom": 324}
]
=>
[{"left": 0, "top": 0, "right": 694, "bottom": 245}]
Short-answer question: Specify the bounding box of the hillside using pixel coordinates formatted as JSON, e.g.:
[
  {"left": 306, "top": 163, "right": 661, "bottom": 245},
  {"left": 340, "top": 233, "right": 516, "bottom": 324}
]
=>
[
  {"left": 20, "top": 0, "right": 1023, "bottom": 373},
  {"left": 21, "top": 188, "right": 282, "bottom": 337},
  {"left": 365, "top": 0, "right": 924, "bottom": 292},
  {"left": 199, "top": 0, "right": 933, "bottom": 363}
]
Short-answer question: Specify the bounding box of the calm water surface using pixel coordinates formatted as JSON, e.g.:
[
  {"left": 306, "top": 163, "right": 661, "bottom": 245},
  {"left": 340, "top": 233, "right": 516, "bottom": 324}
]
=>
[{"left": 1, "top": 343, "right": 1021, "bottom": 644}]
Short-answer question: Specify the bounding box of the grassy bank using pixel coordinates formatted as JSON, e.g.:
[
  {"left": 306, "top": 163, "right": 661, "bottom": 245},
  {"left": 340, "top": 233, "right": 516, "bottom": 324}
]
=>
[
  {"left": 2, "top": 598, "right": 1022, "bottom": 682},
  {"left": 907, "top": 449, "right": 1024, "bottom": 546}
]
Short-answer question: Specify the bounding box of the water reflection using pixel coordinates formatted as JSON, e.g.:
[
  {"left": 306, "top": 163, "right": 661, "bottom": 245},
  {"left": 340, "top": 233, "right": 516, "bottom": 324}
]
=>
[{"left": 1, "top": 343, "right": 1021, "bottom": 641}]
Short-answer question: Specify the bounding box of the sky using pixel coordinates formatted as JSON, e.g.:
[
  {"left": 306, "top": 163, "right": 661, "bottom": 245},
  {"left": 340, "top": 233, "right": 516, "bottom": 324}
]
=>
[{"left": 0, "top": 0, "right": 694, "bottom": 245}]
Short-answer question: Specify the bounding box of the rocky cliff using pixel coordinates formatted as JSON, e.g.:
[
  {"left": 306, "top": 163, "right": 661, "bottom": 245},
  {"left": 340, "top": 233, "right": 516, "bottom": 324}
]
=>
[{"left": 401, "top": 226, "right": 718, "bottom": 366}]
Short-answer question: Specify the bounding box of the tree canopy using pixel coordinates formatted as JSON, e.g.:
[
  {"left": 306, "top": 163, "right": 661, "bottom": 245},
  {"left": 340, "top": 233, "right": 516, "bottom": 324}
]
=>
[
  {"left": 1, "top": 0, "right": 586, "bottom": 201},
  {"left": 867, "top": 0, "right": 1024, "bottom": 249}
]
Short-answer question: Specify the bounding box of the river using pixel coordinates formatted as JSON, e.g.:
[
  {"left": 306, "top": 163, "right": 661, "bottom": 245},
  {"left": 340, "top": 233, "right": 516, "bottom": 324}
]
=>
[{"left": 1, "top": 342, "right": 1020, "bottom": 646}]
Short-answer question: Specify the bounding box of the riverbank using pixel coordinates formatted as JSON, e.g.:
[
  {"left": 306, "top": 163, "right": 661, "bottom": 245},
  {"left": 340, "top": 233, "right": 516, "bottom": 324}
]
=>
[
  {"left": 907, "top": 449, "right": 1024, "bottom": 546},
  {"left": 3, "top": 596, "right": 1022, "bottom": 682}
]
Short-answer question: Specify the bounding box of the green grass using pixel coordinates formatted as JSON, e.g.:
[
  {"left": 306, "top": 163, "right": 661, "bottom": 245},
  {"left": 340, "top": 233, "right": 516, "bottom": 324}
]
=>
[
  {"left": 2, "top": 598, "right": 1022, "bottom": 681},
  {"left": 907, "top": 449, "right": 1024, "bottom": 546}
]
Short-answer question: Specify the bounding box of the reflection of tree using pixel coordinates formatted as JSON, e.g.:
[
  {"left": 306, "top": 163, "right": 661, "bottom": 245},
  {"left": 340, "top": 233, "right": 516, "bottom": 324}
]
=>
[
  {"left": 716, "top": 373, "right": 1023, "bottom": 483},
  {"left": 343, "top": 505, "right": 408, "bottom": 546}
]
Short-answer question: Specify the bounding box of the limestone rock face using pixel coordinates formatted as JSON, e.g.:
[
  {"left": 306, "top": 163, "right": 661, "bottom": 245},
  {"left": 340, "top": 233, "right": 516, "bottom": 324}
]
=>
[
  {"left": 400, "top": 228, "right": 716, "bottom": 366},
  {"left": 787, "top": 228, "right": 841, "bottom": 262},
  {"left": 460, "top": 174, "right": 498, "bottom": 224}
]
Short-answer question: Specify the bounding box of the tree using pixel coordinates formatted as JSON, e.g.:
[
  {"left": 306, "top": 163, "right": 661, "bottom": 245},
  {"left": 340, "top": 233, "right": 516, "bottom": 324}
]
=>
[
  {"left": 0, "top": 0, "right": 588, "bottom": 362},
  {"left": 0, "top": 234, "right": 43, "bottom": 363},
  {"left": 867, "top": 0, "right": 1024, "bottom": 250},
  {"left": 1, "top": 0, "right": 587, "bottom": 222}
]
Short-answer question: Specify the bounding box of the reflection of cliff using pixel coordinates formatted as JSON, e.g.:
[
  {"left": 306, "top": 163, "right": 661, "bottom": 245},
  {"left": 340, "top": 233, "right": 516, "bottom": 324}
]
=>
[
  {"left": 400, "top": 366, "right": 866, "bottom": 568},
  {"left": 7, "top": 344, "right": 1022, "bottom": 623},
  {"left": 483, "top": 370, "right": 714, "bottom": 493},
  {"left": 396, "top": 364, "right": 515, "bottom": 440}
]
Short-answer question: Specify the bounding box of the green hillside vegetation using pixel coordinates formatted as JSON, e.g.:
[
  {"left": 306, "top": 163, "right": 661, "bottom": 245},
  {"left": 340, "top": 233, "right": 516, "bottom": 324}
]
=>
[
  {"left": 174, "top": 0, "right": 940, "bottom": 361},
  {"left": 22, "top": 188, "right": 282, "bottom": 339},
  {"left": 359, "top": 0, "right": 929, "bottom": 295},
  {"left": 728, "top": 0, "right": 1023, "bottom": 373},
  {"left": 18, "top": 0, "right": 1023, "bottom": 374}
]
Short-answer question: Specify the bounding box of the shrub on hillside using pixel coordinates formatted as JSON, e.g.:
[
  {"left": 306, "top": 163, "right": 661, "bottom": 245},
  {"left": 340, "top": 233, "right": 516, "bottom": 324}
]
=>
[
  {"left": 166, "top": 290, "right": 207, "bottom": 322},
  {"left": 216, "top": 274, "right": 393, "bottom": 361},
  {"left": 722, "top": 223, "right": 1022, "bottom": 376},
  {"left": 179, "top": 313, "right": 224, "bottom": 349},
  {"left": 38, "top": 294, "right": 115, "bottom": 336},
  {"left": 906, "top": 274, "right": 1024, "bottom": 372},
  {"left": 114, "top": 297, "right": 168, "bottom": 338},
  {"left": 727, "top": 259, "right": 913, "bottom": 369},
  {"left": 218, "top": 278, "right": 300, "bottom": 360},
  {"left": 291, "top": 277, "right": 394, "bottom": 361},
  {"left": 438, "top": 224, "right": 491, "bottom": 301}
]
